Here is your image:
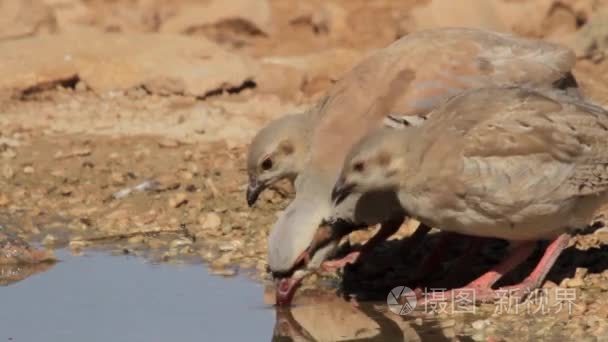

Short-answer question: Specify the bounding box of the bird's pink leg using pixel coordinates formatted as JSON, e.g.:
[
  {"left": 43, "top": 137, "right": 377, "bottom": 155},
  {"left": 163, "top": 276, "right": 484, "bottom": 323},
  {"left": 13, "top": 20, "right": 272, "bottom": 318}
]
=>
[
  {"left": 420, "top": 240, "right": 536, "bottom": 303},
  {"left": 420, "top": 234, "right": 570, "bottom": 303},
  {"left": 322, "top": 218, "right": 415, "bottom": 271},
  {"left": 495, "top": 234, "right": 570, "bottom": 299}
]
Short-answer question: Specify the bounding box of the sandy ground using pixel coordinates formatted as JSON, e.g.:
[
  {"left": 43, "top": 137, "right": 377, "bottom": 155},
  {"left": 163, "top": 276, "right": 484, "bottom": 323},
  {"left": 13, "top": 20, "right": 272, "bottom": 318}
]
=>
[{"left": 3, "top": 0, "right": 608, "bottom": 340}]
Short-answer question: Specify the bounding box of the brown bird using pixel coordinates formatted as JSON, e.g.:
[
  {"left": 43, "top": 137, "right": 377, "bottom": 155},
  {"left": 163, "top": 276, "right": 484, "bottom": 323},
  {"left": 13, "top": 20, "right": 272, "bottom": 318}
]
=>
[
  {"left": 265, "top": 27, "right": 579, "bottom": 305},
  {"left": 332, "top": 87, "right": 608, "bottom": 302}
]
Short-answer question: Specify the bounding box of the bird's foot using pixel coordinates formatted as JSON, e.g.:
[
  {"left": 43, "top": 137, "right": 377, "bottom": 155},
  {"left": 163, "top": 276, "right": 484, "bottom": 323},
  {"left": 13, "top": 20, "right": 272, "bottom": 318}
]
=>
[{"left": 321, "top": 251, "right": 361, "bottom": 272}]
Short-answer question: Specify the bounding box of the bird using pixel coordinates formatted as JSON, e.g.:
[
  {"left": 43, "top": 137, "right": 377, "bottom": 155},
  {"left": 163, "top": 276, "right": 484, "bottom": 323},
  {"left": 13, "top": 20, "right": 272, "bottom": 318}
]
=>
[
  {"left": 246, "top": 111, "right": 311, "bottom": 207},
  {"left": 265, "top": 27, "right": 579, "bottom": 305},
  {"left": 331, "top": 86, "right": 608, "bottom": 302}
]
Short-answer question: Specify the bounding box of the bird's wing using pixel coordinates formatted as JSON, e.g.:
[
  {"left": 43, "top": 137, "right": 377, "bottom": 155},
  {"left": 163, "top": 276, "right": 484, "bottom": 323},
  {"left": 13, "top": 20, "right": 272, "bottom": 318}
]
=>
[{"left": 432, "top": 88, "right": 608, "bottom": 218}]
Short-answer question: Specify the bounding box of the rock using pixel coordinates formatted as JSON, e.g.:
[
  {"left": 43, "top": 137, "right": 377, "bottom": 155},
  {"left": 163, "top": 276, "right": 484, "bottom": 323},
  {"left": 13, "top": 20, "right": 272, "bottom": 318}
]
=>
[
  {"left": 0, "top": 0, "right": 57, "bottom": 40},
  {"left": 564, "top": 277, "right": 585, "bottom": 288},
  {"left": 0, "top": 232, "right": 55, "bottom": 265},
  {"left": 209, "top": 267, "right": 237, "bottom": 277},
  {"left": 472, "top": 319, "right": 490, "bottom": 330},
  {"left": 219, "top": 239, "right": 243, "bottom": 252},
  {"left": 0, "top": 193, "right": 9, "bottom": 207},
  {"left": 0, "top": 31, "right": 259, "bottom": 98},
  {"left": 2, "top": 165, "right": 14, "bottom": 179},
  {"left": 41, "top": 234, "right": 57, "bottom": 246},
  {"left": 407, "top": 0, "right": 509, "bottom": 33},
  {"left": 127, "top": 235, "right": 144, "bottom": 244},
  {"left": 158, "top": 138, "right": 180, "bottom": 148},
  {"left": 199, "top": 212, "right": 222, "bottom": 230},
  {"left": 221, "top": 225, "right": 233, "bottom": 235},
  {"left": 1, "top": 148, "right": 16, "bottom": 159},
  {"left": 23, "top": 165, "right": 34, "bottom": 174},
  {"left": 289, "top": 2, "right": 347, "bottom": 37},
  {"left": 69, "top": 239, "right": 89, "bottom": 250},
  {"left": 258, "top": 48, "right": 362, "bottom": 98},
  {"left": 161, "top": 0, "right": 273, "bottom": 36},
  {"left": 575, "top": 267, "right": 589, "bottom": 280},
  {"left": 169, "top": 237, "right": 192, "bottom": 249},
  {"left": 406, "top": 0, "right": 559, "bottom": 37},
  {"left": 168, "top": 193, "right": 188, "bottom": 208}
]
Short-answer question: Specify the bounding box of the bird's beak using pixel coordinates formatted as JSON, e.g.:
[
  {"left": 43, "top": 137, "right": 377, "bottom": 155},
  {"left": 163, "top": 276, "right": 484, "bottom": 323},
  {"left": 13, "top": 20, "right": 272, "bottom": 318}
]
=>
[
  {"left": 246, "top": 179, "right": 265, "bottom": 207},
  {"left": 331, "top": 177, "right": 355, "bottom": 205}
]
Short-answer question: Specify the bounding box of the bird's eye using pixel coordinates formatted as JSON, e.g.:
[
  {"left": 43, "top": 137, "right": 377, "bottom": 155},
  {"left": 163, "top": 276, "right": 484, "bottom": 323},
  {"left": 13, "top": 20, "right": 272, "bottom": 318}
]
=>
[
  {"left": 261, "top": 157, "right": 273, "bottom": 171},
  {"left": 353, "top": 162, "right": 365, "bottom": 173}
]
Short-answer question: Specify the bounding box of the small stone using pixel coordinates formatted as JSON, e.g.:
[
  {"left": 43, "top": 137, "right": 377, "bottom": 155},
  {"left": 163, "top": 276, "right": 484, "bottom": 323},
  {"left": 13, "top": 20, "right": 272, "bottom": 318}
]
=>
[
  {"left": 221, "top": 225, "right": 233, "bottom": 235},
  {"left": 210, "top": 268, "right": 237, "bottom": 277},
  {"left": 219, "top": 240, "right": 243, "bottom": 252},
  {"left": 23, "top": 166, "right": 34, "bottom": 174},
  {"left": 1, "top": 148, "right": 16, "bottom": 159},
  {"left": 168, "top": 193, "right": 188, "bottom": 208},
  {"left": 127, "top": 236, "right": 144, "bottom": 244},
  {"left": 439, "top": 319, "right": 455, "bottom": 328},
  {"left": 211, "top": 253, "right": 232, "bottom": 268},
  {"left": 2, "top": 165, "right": 14, "bottom": 179},
  {"left": 158, "top": 138, "right": 180, "bottom": 148},
  {"left": 75, "top": 81, "right": 88, "bottom": 92},
  {"left": 567, "top": 278, "right": 585, "bottom": 288},
  {"left": 50, "top": 169, "right": 65, "bottom": 178},
  {"left": 574, "top": 267, "right": 588, "bottom": 279},
  {"left": 42, "top": 234, "right": 58, "bottom": 246},
  {"left": 0, "top": 193, "right": 9, "bottom": 207},
  {"left": 471, "top": 319, "right": 489, "bottom": 330},
  {"left": 111, "top": 172, "right": 125, "bottom": 185},
  {"left": 69, "top": 239, "right": 89, "bottom": 250},
  {"left": 199, "top": 212, "right": 222, "bottom": 230},
  {"left": 178, "top": 170, "right": 194, "bottom": 180},
  {"left": 170, "top": 238, "right": 192, "bottom": 249},
  {"left": 471, "top": 333, "right": 485, "bottom": 341}
]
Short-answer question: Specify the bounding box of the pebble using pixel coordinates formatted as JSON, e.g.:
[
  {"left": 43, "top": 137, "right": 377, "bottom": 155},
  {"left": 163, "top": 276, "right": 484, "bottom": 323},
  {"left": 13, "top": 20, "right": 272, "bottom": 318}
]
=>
[
  {"left": 23, "top": 166, "right": 34, "bottom": 174},
  {"left": 219, "top": 240, "right": 243, "bottom": 252},
  {"left": 168, "top": 193, "right": 188, "bottom": 208},
  {"left": 158, "top": 138, "right": 180, "bottom": 148},
  {"left": 0, "top": 193, "right": 9, "bottom": 207},
  {"left": 575, "top": 267, "right": 589, "bottom": 279},
  {"left": 127, "top": 235, "right": 144, "bottom": 244},
  {"left": 42, "top": 234, "right": 58, "bottom": 246},
  {"left": 440, "top": 319, "right": 456, "bottom": 328},
  {"left": 210, "top": 268, "right": 237, "bottom": 277},
  {"left": 566, "top": 277, "right": 585, "bottom": 288},
  {"left": 69, "top": 239, "right": 89, "bottom": 250},
  {"left": 2, "top": 165, "right": 14, "bottom": 179},
  {"left": 170, "top": 237, "right": 192, "bottom": 249},
  {"left": 2, "top": 148, "right": 16, "bottom": 159},
  {"left": 199, "top": 212, "right": 222, "bottom": 230},
  {"left": 221, "top": 225, "right": 233, "bottom": 235},
  {"left": 472, "top": 319, "right": 490, "bottom": 330}
]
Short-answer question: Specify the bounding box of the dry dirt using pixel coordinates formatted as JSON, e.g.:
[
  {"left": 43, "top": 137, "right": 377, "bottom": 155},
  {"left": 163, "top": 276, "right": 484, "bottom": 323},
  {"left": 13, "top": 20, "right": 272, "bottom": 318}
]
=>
[{"left": 3, "top": 0, "right": 608, "bottom": 340}]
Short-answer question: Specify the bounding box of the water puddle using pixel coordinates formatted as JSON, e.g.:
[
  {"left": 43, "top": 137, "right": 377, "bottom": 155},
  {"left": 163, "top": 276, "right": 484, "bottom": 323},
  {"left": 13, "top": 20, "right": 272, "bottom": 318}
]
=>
[{"left": 0, "top": 251, "right": 274, "bottom": 342}]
